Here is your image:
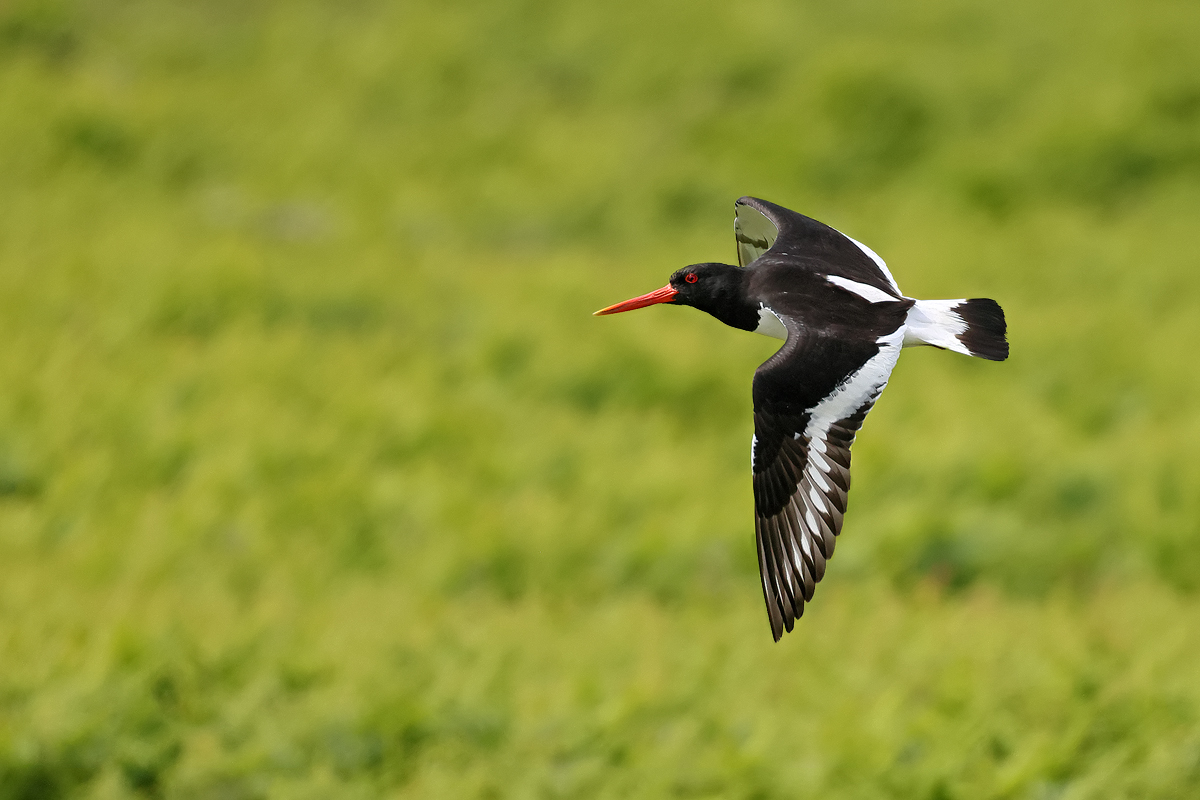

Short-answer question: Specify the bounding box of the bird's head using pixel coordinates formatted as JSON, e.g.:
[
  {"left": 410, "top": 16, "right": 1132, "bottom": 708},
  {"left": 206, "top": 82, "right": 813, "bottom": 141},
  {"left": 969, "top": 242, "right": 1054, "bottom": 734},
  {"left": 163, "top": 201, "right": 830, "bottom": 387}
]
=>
[{"left": 593, "top": 262, "right": 756, "bottom": 330}]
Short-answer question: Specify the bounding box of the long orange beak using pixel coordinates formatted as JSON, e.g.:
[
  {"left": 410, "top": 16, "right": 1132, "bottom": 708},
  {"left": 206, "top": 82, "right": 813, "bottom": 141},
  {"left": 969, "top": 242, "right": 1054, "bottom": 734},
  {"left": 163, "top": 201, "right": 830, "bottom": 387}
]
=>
[{"left": 593, "top": 285, "right": 678, "bottom": 316}]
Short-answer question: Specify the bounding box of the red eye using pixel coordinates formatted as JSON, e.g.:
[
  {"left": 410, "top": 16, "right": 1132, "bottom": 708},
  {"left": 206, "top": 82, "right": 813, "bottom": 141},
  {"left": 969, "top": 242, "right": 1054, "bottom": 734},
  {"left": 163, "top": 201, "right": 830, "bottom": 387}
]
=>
[{"left": 685, "top": 272, "right": 698, "bottom": 283}]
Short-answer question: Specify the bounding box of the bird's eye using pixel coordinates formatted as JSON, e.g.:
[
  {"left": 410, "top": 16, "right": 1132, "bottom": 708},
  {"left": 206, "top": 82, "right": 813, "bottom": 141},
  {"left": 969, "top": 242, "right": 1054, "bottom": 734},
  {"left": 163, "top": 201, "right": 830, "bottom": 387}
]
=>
[{"left": 685, "top": 272, "right": 699, "bottom": 283}]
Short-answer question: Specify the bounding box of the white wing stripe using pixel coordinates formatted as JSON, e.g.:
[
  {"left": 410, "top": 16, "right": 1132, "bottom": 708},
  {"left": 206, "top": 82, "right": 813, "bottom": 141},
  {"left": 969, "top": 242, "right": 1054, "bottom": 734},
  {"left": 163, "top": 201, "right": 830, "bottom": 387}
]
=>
[
  {"left": 797, "top": 523, "right": 813, "bottom": 561},
  {"left": 825, "top": 275, "right": 898, "bottom": 304},
  {"left": 808, "top": 486, "right": 825, "bottom": 511},
  {"left": 804, "top": 504, "right": 819, "bottom": 533},
  {"left": 801, "top": 327, "right": 903, "bottom": 450},
  {"left": 809, "top": 465, "right": 831, "bottom": 491}
]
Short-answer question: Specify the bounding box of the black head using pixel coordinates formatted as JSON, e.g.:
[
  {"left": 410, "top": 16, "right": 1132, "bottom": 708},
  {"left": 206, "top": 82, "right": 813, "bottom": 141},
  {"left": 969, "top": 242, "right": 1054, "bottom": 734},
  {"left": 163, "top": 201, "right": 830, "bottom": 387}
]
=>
[
  {"left": 594, "top": 262, "right": 758, "bottom": 331},
  {"left": 669, "top": 261, "right": 747, "bottom": 313}
]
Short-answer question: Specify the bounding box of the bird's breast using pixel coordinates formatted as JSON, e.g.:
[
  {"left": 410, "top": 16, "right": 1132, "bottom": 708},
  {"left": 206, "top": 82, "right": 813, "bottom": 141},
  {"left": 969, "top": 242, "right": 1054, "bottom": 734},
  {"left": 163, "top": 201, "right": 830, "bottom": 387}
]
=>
[{"left": 754, "top": 305, "right": 788, "bottom": 340}]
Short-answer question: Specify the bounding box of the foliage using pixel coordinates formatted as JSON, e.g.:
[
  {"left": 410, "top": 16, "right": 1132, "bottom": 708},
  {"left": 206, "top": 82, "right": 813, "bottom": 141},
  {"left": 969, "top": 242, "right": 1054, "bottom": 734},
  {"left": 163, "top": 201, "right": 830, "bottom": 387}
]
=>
[{"left": 2, "top": 0, "right": 1200, "bottom": 797}]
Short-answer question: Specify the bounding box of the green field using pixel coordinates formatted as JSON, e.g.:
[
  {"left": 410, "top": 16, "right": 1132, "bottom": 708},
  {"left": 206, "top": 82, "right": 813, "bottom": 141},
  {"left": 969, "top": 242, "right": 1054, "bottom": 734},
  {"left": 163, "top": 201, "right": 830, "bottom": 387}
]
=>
[{"left": 3, "top": 0, "right": 1200, "bottom": 797}]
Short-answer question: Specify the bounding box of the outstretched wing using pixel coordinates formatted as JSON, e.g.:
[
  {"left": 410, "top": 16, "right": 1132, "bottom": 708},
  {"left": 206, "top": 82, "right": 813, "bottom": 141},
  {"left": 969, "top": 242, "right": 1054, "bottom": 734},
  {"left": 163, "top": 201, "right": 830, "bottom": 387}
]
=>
[
  {"left": 735, "top": 198, "right": 779, "bottom": 267},
  {"left": 734, "top": 196, "right": 903, "bottom": 296},
  {"left": 751, "top": 323, "right": 905, "bottom": 641}
]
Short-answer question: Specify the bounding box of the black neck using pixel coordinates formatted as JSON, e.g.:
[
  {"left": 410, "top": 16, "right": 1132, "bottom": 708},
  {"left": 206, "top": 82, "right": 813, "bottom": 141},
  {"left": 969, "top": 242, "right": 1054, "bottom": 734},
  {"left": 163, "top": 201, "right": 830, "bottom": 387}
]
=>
[{"left": 674, "top": 263, "right": 760, "bottom": 332}]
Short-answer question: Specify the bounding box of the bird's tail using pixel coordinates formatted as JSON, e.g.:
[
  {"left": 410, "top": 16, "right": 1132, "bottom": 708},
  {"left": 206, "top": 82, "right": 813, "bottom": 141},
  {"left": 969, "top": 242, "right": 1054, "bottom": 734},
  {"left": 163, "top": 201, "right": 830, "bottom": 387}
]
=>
[{"left": 903, "top": 298, "right": 1008, "bottom": 361}]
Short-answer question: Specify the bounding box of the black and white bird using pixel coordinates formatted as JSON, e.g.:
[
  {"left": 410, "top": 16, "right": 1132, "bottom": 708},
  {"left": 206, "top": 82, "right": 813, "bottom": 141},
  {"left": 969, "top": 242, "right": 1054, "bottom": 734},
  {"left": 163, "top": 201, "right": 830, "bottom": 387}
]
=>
[{"left": 595, "top": 197, "right": 1007, "bottom": 641}]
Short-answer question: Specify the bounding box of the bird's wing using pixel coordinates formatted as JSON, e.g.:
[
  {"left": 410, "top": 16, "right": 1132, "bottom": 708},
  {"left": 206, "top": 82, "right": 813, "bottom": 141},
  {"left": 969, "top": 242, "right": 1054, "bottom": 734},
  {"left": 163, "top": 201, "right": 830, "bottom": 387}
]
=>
[
  {"left": 734, "top": 197, "right": 780, "bottom": 267},
  {"left": 751, "top": 321, "right": 904, "bottom": 641},
  {"left": 734, "top": 196, "right": 902, "bottom": 296}
]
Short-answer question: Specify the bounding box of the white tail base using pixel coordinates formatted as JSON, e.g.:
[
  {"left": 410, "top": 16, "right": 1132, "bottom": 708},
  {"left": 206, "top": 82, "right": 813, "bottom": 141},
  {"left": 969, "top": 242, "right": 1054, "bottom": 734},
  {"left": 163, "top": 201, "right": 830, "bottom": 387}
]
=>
[{"left": 903, "top": 300, "right": 970, "bottom": 356}]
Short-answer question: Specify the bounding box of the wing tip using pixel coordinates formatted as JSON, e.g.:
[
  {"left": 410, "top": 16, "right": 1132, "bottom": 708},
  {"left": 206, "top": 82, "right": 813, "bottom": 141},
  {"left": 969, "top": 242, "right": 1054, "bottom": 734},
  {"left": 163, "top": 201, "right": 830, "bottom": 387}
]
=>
[{"left": 735, "top": 195, "right": 769, "bottom": 211}]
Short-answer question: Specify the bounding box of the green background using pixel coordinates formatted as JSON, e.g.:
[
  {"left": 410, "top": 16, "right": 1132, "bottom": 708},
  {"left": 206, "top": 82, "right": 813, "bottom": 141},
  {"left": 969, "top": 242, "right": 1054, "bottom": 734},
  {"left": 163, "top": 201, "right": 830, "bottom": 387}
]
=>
[{"left": 2, "top": 0, "right": 1200, "bottom": 797}]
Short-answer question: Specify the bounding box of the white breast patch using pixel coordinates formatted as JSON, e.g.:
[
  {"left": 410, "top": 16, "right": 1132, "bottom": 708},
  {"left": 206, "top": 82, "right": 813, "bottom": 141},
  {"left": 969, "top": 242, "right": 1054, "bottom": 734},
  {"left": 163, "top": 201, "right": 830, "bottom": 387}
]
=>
[{"left": 754, "top": 305, "right": 788, "bottom": 339}]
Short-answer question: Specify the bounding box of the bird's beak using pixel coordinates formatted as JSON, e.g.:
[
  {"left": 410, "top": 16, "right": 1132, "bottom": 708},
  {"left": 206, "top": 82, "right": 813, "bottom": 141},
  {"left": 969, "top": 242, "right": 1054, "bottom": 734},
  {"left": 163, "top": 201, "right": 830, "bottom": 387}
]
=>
[{"left": 593, "top": 285, "right": 678, "bottom": 316}]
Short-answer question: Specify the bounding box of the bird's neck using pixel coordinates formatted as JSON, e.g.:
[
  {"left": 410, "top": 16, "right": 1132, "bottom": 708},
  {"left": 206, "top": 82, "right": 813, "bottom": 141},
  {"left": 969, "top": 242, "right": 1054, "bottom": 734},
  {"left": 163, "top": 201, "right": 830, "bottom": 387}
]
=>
[{"left": 693, "top": 270, "right": 761, "bottom": 333}]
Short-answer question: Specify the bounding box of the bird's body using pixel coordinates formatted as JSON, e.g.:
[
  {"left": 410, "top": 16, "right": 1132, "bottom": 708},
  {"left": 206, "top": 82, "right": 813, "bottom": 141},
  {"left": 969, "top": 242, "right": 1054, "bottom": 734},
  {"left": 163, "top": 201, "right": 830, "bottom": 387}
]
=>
[{"left": 596, "top": 197, "right": 1008, "bottom": 641}]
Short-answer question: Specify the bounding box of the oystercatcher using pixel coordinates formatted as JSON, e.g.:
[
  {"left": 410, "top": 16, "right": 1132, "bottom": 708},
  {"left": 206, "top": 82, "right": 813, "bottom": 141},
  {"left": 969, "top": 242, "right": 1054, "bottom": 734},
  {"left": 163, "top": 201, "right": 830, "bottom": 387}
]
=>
[{"left": 595, "top": 197, "right": 1007, "bottom": 641}]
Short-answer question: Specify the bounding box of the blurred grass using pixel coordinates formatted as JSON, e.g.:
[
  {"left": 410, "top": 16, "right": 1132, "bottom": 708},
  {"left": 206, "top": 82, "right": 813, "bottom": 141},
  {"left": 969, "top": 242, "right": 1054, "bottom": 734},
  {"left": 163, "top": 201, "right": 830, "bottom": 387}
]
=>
[{"left": 2, "top": 0, "right": 1200, "bottom": 797}]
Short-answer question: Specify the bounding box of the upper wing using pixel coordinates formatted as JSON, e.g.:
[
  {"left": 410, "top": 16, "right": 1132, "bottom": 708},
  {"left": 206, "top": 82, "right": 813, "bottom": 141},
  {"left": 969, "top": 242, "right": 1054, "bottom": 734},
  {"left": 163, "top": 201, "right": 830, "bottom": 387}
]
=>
[
  {"left": 751, "top": 323, "right": 905, "bottom": 641},
  {"left": 734, "top": 196, "right": 902, "bottom": 296},
  {"left": 735, "top": 197, "right": 779, "bottom": 267}
]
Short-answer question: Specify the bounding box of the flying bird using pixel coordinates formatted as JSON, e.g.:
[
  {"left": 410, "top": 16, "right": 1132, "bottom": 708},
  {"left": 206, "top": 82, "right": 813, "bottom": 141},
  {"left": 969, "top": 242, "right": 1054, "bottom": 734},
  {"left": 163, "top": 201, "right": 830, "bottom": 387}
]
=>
[{"left": 595, "top": 197, "right": 1008, "bottom": 641}]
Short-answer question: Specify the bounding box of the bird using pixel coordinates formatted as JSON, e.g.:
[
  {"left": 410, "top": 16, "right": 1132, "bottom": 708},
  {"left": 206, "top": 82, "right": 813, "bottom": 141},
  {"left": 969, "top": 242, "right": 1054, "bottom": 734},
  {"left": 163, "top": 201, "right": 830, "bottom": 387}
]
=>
[{"left": 594, "top": 197, "right": 1008, "bottom": 641}]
